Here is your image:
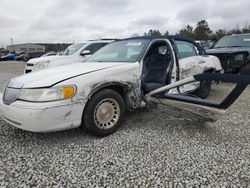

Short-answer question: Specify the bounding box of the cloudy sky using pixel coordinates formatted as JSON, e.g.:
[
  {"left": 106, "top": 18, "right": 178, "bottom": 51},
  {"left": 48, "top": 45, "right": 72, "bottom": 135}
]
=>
[{"left": 0, "top": 0, "right": 250, "bottom": 47}]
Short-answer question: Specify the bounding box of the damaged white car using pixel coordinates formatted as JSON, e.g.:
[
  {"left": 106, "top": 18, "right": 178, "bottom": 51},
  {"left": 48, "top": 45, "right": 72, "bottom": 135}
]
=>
[{"left": 1, "top": 36, "right": 249, "bottom": 137}]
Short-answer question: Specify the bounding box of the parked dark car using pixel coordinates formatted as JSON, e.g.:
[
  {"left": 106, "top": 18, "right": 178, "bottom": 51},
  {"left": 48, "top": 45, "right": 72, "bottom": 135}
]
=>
[
  {"left": 207, "top": 33, "right": 250, "bottom": 74},
  {"left": 26, "top": 52, "right": 45, "bottom": 61},
  {"left": 15, "top": 52, "right": 30, "bottom": 62}
]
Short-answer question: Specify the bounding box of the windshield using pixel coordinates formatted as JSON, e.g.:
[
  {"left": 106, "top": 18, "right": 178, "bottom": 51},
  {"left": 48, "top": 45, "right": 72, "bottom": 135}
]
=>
[
  {"left": 202, "top": 41, "right": 215, "bottom": 50},
  {"left": 62, "top": 43, "right": 85, "bottom": 55},
  {"left": 86, "top": 40, "right": 149, "bottom": 63},
  {"left": 214, "top": 35, "right": 250, "bottom": 48}
]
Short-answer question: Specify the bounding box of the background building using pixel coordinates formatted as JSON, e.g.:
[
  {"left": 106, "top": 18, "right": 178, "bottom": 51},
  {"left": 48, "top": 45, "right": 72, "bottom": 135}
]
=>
[
  {"left": 6, "top": 43, "right": 71, "bottom": 53},
  {"left": 7, "top": 43, "right": 45, "bottom": 53}
]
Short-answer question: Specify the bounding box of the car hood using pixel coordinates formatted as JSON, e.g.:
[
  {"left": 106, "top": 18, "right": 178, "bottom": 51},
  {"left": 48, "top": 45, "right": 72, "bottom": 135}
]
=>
[
  {"left": 13, "top": 62, "right": 127, "bottom": 88},
  {"left": 207, "top": 47, "right": 250, "bottom": 54},
  {"left": 28, "top": 55, "right": 71, "bottom": 64}
]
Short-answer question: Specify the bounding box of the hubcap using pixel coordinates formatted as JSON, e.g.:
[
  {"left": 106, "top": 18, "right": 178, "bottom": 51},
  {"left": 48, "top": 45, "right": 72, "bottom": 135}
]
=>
[{"left": 94, "top": 98, "right": 120, "bottom": 129}]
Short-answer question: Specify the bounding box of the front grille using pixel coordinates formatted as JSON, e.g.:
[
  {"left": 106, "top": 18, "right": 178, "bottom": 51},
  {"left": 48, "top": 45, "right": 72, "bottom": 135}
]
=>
[
  {"left": 25, "top": 70, "right": 32, "bottom": 74},
  {"left": 27, "top": 63, "right": 34, "bottom": 66},
  {"left": 217, "top": 54, "right": 230, "bottom": 69}
]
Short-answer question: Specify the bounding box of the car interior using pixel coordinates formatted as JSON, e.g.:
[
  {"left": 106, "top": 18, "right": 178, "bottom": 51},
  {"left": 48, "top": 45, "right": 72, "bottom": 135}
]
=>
[{"left": 142, "top": 41, "right": 173, "bottom": 94}]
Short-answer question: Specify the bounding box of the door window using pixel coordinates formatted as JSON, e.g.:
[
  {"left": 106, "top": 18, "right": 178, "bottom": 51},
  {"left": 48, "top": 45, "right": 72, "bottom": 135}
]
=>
[
  {"left": 37, "top": 48, "right": 43, "bottom": 52},
  {"left": 20, "top": 48, "right": 27, "bottom": 53},
  {"left": 29, "top": 48, "right": 35, "bottom": 53},
  {"left": 176, "top": 41, "right": 198, "bottom": 59},
  {"left": 141, "top": 41, "right": 173, "bottom": 93}
]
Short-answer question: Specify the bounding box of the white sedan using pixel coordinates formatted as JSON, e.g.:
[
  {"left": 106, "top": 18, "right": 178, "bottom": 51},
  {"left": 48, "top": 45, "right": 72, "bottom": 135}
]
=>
[{"left": 1, "top": 36, "right": 249, "bottom": 137}]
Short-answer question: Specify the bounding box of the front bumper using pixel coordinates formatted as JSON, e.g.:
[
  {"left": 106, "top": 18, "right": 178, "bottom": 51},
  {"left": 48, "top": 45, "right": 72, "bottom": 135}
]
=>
[{"left": 0, "top": 93, "right": 84, "bottom": 132}]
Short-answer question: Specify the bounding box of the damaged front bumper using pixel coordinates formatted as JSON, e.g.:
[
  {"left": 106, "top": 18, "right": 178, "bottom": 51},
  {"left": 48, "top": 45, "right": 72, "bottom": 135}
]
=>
[{"left": 0, "top": 93, "right": 84, "bottom": 132}]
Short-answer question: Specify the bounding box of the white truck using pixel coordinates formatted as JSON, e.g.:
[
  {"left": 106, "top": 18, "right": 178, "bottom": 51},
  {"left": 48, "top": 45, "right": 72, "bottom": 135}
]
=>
[{"left": 25, "top": 39, "right": 114, "bottom": 73}]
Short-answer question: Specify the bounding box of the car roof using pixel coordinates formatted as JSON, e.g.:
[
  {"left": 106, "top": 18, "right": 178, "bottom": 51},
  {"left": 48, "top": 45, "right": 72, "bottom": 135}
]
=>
[
  {"left": 120, "top": 35, "right": 207, "bottom": 55},
  {"left": 86, "top": 39, "right": 118, "bottom": 43},
  {"left": 121, "top": 35, "right": 195, "bottom": 43},
  {"left": 230, "top": 33, "right": 250, "bottom": 36},
  {"left": 70, "top": 39, "right": 116, "bottom": 45}
]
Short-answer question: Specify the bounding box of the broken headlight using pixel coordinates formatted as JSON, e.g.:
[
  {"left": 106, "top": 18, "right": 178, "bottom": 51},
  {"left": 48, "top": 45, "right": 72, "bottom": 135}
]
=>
[
  {"left": 18, "top": 85, "right": 76, "bottom": 102},
  {"left": 234, "top": 54, "right": 244, "bottom": 61}
]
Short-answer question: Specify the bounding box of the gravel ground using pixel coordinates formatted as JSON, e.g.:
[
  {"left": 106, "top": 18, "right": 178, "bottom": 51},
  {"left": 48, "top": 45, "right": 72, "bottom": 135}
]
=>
[{"left": 0, "top": 61, "right": 249, "bottom": 187}]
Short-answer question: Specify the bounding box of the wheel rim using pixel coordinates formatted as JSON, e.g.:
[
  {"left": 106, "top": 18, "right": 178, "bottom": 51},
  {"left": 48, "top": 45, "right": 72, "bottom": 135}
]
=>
[{"left": 94, "top": 98, "right": 120, "bottom": 129}]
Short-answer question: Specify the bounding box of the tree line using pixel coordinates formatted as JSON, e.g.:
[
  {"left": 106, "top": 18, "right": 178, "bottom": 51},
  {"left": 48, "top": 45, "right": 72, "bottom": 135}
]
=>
[{"left": 143, "top": 20, "right": 250, "bottom": 41}]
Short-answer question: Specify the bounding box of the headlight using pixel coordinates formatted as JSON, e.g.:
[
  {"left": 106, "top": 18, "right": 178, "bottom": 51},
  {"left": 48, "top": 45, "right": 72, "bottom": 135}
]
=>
[
  {"left": 234, "top": 54, "right": 244, "bottom": 61},
  {"left": 18, "top": 85, "right": 76, "bottom": 102},
  {"left": 34, "top": 60, "right": 50, "bottom": 70}
]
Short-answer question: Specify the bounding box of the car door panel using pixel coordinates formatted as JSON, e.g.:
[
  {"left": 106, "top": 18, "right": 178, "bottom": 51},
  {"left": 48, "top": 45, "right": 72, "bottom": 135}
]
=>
[
  {"left": 175, "top": 39, "right": 216, "bottom": 94},
  {"left": 147, "top": 73, "right": 250, "bottom": 122},
  {"left": 178, "top": 56, "right": 205, "bottom": 93}
]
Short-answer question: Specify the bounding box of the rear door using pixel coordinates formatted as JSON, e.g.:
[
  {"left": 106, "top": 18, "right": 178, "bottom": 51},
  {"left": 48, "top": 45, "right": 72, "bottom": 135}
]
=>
[
  {"left": 147, "top": 73, "right": 250, "bottom": 122},
  {"left": 175, "top": 40, "right": 212, "bottom": 93}
]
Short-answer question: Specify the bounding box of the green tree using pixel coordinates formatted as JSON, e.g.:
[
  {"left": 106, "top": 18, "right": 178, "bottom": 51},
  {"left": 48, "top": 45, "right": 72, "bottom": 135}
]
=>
[
  {"left": 194, "top": 20, "right": 212, "bottom": 40},
  {"left": 242, "top": 24, "right": 250, "bottom": 33},
  {"left": 215, "top": 29, "right": 227, "bottom": 40},
  {"left": 144, "top": 29, "right": 162, "bottom": 36},
  {"left": 179, "top": 25, "right": 194, "bottom": 39},
  {"left": 164, "top": 30, "right": 169, "bottom": 36},
  {"left": 227, "top": 29, "right": 241, "bottom": 35}
]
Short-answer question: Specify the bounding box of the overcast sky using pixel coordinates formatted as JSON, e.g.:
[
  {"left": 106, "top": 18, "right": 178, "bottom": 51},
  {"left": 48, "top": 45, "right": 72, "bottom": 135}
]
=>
[{"left": 1, "top": 0, "right": 250, "bottom": 47}]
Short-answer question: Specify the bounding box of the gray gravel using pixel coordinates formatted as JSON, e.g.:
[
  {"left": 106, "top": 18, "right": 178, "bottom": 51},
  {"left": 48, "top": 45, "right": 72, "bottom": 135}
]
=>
[{"left": 0, "top": 61, "right": 250, "bottom": 187}]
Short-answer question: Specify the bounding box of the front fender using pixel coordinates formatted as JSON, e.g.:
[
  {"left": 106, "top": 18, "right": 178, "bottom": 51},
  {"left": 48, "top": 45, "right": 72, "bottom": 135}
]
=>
[{"left": 88, "top": 81, "right": 131, "bottom": 98}]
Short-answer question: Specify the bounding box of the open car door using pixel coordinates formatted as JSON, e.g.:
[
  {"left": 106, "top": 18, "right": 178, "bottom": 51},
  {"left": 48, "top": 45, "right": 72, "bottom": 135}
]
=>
[{"left": 147, "top": 73, "right": 250, "bottom": 122}]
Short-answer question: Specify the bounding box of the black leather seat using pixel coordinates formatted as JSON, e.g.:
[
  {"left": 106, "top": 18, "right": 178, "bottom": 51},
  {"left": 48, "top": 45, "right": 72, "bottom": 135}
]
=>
[{"left": 142, "top": 45, "right": 171, "bottom": 93}]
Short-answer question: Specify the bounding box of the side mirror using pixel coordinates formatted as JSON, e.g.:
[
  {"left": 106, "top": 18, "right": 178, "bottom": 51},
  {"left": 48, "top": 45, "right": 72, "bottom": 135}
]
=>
[{"left": 80, "top": 50, "right": 91, "bottom": 56}]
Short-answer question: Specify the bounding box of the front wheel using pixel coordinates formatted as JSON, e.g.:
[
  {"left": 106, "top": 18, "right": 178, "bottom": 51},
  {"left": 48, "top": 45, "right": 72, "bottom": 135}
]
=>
[
  {"left": 83, "top": 89, "right": 125, "bottom": 137},
  {"left": 193, "top": 81, "right": 212, "bottom": 99}
]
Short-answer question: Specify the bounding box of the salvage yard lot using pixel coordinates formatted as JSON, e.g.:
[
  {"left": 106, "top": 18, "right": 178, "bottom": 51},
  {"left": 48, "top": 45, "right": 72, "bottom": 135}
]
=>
[{"left": 0, "top": 61, "right": 249, "bottom": 187}]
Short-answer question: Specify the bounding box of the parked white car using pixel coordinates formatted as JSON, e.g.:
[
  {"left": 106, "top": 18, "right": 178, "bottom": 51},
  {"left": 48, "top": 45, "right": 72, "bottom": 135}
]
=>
[
  {"left": 1, "top": 36, "right": 249, "bottom": 137},
  {"left": 24, "top": 40, "right": 114, "bottom": 73}
]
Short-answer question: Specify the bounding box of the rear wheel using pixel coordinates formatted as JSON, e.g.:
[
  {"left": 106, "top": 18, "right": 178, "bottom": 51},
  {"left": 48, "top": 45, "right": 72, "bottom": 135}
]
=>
[
  {"left": 194, "top": 81, "right": 212, "bottom": 99},
  {"left": 83, "top": 89, "right": 125, "bottom": 137}
]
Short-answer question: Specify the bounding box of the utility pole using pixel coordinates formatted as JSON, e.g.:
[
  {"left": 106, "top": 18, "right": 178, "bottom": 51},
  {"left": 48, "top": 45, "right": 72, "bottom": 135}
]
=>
[{"left": 11, "top": 38, "right": 14, "bottom": 52}]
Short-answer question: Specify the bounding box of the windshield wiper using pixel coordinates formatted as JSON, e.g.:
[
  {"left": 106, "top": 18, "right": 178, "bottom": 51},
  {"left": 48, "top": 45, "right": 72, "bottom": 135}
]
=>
[
  {"left": 226, "top": 46, "right": 244, "bottom": 48},
  {"left": 214, "top": 46, "right": 244, "bottom": 49},
  {"left": 213, "top": 46, "right": 226, "bottom": 49}
]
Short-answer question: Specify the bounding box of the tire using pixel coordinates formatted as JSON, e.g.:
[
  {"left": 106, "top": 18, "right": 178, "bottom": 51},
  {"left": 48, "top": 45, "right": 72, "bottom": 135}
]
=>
[
  {"left": 239, "top": 64, "right": 250, "bottom": 75},
  {"left": 194, "top": 81, "right": 212, "bottom": 99},
  {"left": 83, "top": 89, "right": 125, "bottom": 137}
]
